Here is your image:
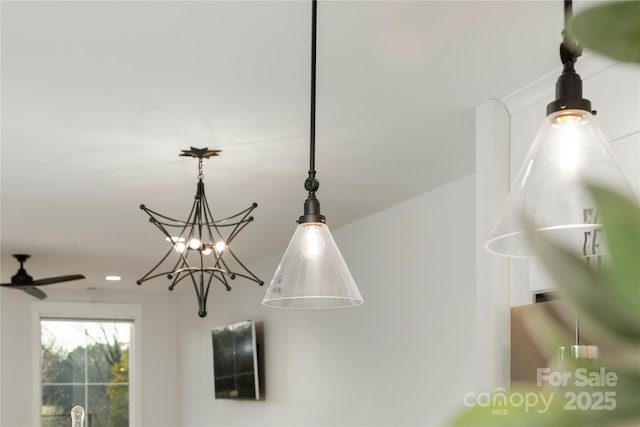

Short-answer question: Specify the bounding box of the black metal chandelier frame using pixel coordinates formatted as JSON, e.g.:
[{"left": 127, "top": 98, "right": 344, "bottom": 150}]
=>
[{"left": 138, "top": 147, "right": 263, "bottom": 317}]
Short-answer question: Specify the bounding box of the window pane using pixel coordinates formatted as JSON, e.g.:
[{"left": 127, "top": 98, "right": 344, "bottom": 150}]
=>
[
  {"left": 86, "top": 345, "right": 112, "bottom": 384},
  {"left": 87, "top": 385, "right": 109, "bottom": 427},
  {"left": 86, "top": 323, "right": 130, "bottom": 384},
  {"left": 41, "top": 319, "right": 131, "bottom": 427},
  {"left": 42, "top": 385, "right": 84, "bottom": 427},
  {"left": 42, "top": 322, "right": 86, "bottom": 383},
  {"left": 107, "top": 385, "right": 129, "bottom": 427}
]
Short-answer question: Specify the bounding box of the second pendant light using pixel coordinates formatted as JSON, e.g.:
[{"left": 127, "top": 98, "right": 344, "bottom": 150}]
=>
[
  {"left": 486, "top": 0, "right": 634, "bottom": 258},
  {"left": 262, "top": 0, "right": 363, "bottom": 309}
]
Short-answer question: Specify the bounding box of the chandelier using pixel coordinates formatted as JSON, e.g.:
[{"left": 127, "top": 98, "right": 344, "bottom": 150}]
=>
[{"left": 138, "top": 147, "right": 263, "bottom": 317}]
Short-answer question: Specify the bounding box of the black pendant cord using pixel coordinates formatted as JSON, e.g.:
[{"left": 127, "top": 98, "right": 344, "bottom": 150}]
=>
[
  {"left": 547, "top": 0, "right": 592, "bottom": 115},
  {"left": 560, "top": 0, "right": 581, "bottom": 72},
  {"left": 308, "top": 0, "right": 317, "bottom": 182},
  {"left": 300, "top": 0, "right": 325, "bottom": 224}
]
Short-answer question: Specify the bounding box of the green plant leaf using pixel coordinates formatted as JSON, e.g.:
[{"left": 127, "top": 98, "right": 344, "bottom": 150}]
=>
[
  {"left": 524, "top": 218, "right": 640, "bottom": 344},
  {"left": 454, "top": 184, "right": 640, "bottom": 426},
  {"left": 588, "top": 183, "right": 640, "bottom": 319},
  {"left": 571, "top": 1, "right": 640, "bottom": 64}
]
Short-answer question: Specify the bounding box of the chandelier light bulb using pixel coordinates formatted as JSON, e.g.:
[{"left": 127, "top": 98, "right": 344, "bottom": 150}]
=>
[
  {"left": 166, "top": 236, "right": 184, "bottom": 243},
  {"left": 202, "top": 247, "right": 213, "bottom": 256},
  {"left": 214, "top": 241, "right": 227, "bottom": 253},
  {"left": 188, "top": 238, "right": 201, "bottom": 250}
]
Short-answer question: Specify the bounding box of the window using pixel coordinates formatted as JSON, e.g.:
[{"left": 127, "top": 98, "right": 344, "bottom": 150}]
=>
[
  {"left": 32, "top": 302, "right": 141, "bottom": 427},
  {"left": 40, "top": 320, "right": 131, "bottom": 427}
]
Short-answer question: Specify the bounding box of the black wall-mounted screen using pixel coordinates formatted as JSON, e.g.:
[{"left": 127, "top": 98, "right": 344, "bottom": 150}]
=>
[{"left": 211, "top": 320, "right": 260, "bottom": 400}]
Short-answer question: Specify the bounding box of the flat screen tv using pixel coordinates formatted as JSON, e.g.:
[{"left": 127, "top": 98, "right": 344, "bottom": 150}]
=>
[{"left": 211, "top": 320, "right": 260, "bottom": 400}]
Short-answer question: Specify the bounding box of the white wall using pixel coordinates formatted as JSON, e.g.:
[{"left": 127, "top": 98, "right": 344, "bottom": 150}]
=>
[
  {"left": 474, "top": 100, "right": 511, "bottom": 391},
  {"left": 176, "top": 174, "right": 477, "bottom": 426},
  {"left": 0, "top": 288, "right": 179, "bottom": 427}
]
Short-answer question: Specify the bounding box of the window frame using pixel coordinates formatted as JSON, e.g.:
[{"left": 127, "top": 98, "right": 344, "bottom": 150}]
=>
[{"left": 31, "top": 302, "right": 142, "bottom": 427}]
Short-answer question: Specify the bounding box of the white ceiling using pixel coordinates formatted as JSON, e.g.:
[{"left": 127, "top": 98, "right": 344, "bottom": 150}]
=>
[{"left": 1, "top": 1, "right": 592, "bottom": 295}]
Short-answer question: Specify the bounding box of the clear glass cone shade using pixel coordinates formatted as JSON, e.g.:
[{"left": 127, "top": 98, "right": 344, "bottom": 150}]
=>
[
  {"left": 486, "top": 110, "right": 634, "bottom": 258},
  {"left": 262, "top": 222, "right": 363, "bottom": 308}
]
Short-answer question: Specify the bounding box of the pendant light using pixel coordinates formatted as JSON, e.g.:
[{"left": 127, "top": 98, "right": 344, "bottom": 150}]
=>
[
  {"left": 262, "top": 0, "right": 363, "bottom": 308},
  {"left": 557, "top": 312, "right": 598, "bottom": 370},
  {"left": 485, "top": 0, "right": 634, "bottom": 258},
  {"left": 138, "top": 147, "right": 263, "bottom": 317}
]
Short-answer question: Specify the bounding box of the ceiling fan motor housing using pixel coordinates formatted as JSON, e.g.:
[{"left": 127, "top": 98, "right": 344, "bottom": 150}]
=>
[{"left": 11, "top": 254, "right": 33, "bottom": 284}]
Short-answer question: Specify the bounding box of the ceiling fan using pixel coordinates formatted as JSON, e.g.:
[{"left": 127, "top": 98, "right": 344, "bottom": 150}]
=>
[{"left": 0, "top": 254, "right": 85, "bottom": 299}]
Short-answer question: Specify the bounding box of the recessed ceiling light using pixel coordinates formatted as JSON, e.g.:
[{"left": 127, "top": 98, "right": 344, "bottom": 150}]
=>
[{"left": 105, "top": 276, "right": 121, "bottom": 281}]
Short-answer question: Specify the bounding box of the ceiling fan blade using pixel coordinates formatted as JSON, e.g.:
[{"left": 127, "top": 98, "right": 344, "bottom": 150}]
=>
[
  {"left": 23, "top": 287, "right": 48, "bottom": 300},
  {"left": 31, "top": 274, "right": 85, "bottom": 286}
]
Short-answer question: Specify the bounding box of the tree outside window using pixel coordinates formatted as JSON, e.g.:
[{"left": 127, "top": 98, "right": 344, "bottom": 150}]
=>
[{"left": 40, "top": 320, "right": 131, "bottom": 427}]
